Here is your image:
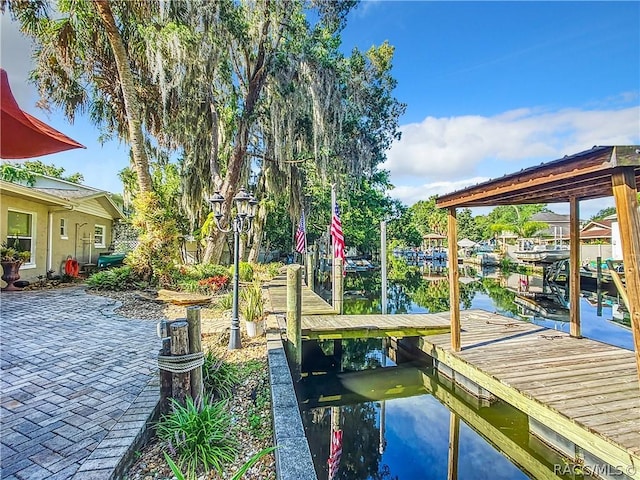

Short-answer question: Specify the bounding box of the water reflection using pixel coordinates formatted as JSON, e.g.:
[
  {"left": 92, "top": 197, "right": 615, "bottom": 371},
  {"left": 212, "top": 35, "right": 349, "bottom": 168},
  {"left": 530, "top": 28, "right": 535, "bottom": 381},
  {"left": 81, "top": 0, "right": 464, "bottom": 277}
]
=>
[
  {"left": 297, "top": 339, "right": 575, "bottom": 480},
  {"left": 336, "top": 264, "right": 633, "bottom": 351}
]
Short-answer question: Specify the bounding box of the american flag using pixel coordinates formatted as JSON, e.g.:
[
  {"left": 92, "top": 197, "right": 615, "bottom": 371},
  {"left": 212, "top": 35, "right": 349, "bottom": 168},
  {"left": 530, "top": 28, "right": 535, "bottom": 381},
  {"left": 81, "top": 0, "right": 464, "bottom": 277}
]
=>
[
  {"left": 327, "top": 429, "right": 343, "bottom": 480},
  {"left": 295, "top": 211, "right": 306, "bottom": 254},
  {"left": 330, "top": 203, "right": 345, "bottom": 263}
]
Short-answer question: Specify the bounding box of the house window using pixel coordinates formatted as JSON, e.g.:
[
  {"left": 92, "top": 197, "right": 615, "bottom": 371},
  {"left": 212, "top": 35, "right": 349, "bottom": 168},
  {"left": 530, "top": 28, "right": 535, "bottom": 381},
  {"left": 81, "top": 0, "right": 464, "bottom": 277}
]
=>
[
  {"left": 60, "top": 218, "right": 68, "bottom": 239},
  {"left": 6, "top": 210, "right": 34, "bottom": 265},
  {"left": 94, "top": 225, "right": 106, "bottom": 248}
]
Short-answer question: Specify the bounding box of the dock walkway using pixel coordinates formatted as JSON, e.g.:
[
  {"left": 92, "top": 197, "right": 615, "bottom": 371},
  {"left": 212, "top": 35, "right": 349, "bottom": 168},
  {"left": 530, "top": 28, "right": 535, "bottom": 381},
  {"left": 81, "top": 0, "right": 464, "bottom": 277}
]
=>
[
  {"left": 420, "top": 309, "right": 640, "bottom": 478},
  {"left": 264, "top": 274, "right": 450, "bottom": 339},
  {"left": 265, "top": 272, "right": 638, "bottom": 475}
]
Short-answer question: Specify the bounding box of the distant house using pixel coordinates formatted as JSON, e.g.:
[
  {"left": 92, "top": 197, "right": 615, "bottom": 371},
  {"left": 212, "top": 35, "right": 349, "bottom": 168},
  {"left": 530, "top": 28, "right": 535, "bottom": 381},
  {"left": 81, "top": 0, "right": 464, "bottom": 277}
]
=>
[
  {"left": 530, "top": 212, "right": 570, "bottom": 239},
  {"left": 579, "top": 219, "right": 613, "bottom": 244},
  {"left": 1, "top": 174, "right": 125, "bottom": 283}
]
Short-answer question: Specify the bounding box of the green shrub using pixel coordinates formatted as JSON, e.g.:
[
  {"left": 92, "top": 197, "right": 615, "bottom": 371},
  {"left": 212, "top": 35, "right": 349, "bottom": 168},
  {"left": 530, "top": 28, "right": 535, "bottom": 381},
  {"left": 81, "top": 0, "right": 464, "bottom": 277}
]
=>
[
  {"left": 176, "top": 278, "right": 201, "bottom": 294},
  {"left": 202, "top": 351, "right": 240, "bottom": 400},
  {"left": 189, "top": 263, "right": 229, "bottom": 280},
  {"left": 86, "top": 266, "right": 142, "bottom": 291},
  {"left": 156, "top": 396, "right": 237, "bottom": 478},
  {"left": 266, "top": 262, "right": 283, "bottom": 278},
  {"left": 229, "top": 261, "right": 254, "bottom": 282},
  {"left": 169, "top": 264, "right": 231, "bottom": 294},
  {"left": 215, "top": 292, "right": 233, "bottom": 310}
]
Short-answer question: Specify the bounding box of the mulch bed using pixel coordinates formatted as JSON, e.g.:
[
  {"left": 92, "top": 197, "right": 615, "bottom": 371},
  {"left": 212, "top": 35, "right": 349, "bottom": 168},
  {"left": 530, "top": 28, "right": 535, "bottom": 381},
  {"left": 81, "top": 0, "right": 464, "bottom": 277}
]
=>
[{"left": 85, "top": 289, "right": 277, "bottom": 480}]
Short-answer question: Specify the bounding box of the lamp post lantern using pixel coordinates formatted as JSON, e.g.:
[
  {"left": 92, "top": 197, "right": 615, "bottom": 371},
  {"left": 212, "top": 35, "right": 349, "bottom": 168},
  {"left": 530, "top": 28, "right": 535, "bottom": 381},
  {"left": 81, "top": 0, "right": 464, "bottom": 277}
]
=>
[{"left": 208, "top": 186, "right": 258, "bottom": 350}]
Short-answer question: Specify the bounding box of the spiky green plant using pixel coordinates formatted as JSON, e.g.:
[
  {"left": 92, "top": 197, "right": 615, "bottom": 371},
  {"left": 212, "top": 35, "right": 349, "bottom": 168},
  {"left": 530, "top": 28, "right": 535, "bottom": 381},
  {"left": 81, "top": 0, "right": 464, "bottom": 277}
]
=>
[
  {"left": 202, "top": 351, "right": 240, "bottom": 400},
  {"left": 240, "top": 282, "right": 264, "bottom": 322},
  {"left": 156, "top": 396, "right": 237, "bottom": 478}
]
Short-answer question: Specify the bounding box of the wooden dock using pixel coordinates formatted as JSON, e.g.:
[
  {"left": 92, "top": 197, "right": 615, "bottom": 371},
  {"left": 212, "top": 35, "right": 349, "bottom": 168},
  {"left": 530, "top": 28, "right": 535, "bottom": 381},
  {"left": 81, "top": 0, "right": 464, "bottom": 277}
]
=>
[
  {"left": 419, "top": 309, "right": 640, "bottom": 478},
  {"left": 299, "top": 313, "right": 450, "bottom": 340},
  {"left": 265, "top": 274, "right": 450, "bottom": 339},
  {"left": 264, "top": 274, "right": 336, "bottom": 315}
]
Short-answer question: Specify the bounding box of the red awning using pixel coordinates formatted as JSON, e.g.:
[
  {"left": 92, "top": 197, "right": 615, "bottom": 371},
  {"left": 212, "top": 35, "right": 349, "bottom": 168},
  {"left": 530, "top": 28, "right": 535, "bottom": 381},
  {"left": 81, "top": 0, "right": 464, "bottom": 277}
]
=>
[{"left": 0, "top": 68, "right": 85, "bottom": 159}]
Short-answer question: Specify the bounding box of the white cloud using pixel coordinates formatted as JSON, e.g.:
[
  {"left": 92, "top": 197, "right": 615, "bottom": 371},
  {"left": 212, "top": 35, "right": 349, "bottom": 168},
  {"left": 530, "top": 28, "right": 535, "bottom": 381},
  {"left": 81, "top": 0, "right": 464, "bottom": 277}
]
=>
[
  {"left": 390, "top": 177, "right": 490, "bottom": 206},
  {"left": 384, "top": 104, "right": 640, "bottom": 217},
  {"left": 384, "top": 106, "right": 640, "bottom": 183}
]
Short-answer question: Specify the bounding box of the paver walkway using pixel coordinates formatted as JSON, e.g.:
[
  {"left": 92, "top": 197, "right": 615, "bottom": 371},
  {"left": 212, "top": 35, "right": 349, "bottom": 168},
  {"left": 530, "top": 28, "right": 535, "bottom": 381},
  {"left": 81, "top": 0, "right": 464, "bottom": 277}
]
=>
[{"left": 0, "top": 287, "right": 160, "bottom": 480}]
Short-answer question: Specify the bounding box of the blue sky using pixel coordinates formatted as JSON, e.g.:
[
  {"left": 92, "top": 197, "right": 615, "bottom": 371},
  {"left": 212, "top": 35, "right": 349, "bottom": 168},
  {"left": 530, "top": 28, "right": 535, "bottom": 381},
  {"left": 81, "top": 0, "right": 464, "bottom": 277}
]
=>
[{"left": 2, "top": 1, "right": 639, "bottom": 218}]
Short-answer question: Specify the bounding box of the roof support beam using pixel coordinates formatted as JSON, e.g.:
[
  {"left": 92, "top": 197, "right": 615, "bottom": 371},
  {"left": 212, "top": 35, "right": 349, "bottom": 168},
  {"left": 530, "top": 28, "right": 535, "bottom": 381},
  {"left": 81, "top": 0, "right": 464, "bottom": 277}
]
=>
[
  {"left": 611, "top": 167, "right": 640, "bottom": 384},
  {"left": 448, "top": 207, "right": 460, "bottom": 351},
  {"left": 569, "top": 197, "right": 581, "bottom": 337}
]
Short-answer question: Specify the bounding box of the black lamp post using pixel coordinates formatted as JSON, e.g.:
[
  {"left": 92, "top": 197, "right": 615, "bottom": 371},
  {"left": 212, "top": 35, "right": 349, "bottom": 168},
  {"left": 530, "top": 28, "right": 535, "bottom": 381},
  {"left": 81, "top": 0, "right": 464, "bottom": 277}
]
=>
[{"left": 208, "top": 187, "right": 258, "bottom": 350}]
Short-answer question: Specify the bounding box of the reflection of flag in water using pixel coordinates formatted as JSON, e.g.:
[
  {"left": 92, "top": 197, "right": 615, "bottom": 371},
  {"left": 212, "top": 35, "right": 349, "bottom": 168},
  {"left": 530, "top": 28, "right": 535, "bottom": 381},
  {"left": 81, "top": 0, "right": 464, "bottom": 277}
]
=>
[{"left": 328, "top": 429, "right": 343, "bottom": 480}]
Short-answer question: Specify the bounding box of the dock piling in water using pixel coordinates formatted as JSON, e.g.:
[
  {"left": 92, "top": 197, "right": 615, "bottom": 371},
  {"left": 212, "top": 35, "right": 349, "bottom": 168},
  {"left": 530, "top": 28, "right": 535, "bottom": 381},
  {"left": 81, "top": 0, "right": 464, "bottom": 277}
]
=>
[{"left": 286, "top": 264, "right": 302, "bottom": 380}]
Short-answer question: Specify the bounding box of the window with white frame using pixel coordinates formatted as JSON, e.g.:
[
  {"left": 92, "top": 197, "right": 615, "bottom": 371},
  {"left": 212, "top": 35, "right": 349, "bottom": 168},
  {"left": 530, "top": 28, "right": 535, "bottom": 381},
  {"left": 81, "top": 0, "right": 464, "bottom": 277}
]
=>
[
  {"left": 94, "top": 224, "right": 106, "bottom": 248},
  {"left": 6, "top": 210, "right": 34, "bottom": 265},
  {"left": 60, "top": 218, "right": 68, "bottom": 239}
]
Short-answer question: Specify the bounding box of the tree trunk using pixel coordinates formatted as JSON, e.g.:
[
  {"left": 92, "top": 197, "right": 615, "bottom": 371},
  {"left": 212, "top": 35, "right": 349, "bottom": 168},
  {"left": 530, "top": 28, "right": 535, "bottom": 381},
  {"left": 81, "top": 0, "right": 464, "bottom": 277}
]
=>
[
  {"left": 248, "top": 201, "right": 267, "bottom": 263},
  {"left": 94, "top": 0, "right": 153, "bottom": 194},
  {"left": 202, "top": 17, "right": 270, "bottom": 264}
]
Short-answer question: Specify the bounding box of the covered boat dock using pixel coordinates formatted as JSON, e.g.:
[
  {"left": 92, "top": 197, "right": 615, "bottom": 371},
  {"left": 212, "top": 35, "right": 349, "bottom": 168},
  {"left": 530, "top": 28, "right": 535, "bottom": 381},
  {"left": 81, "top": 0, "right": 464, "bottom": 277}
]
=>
[
  {"left": 432, "top": 145, "right": 640, "bottom": 476},
  {"left": 436, "top": 145, "right": 640, "bottom": 376}
]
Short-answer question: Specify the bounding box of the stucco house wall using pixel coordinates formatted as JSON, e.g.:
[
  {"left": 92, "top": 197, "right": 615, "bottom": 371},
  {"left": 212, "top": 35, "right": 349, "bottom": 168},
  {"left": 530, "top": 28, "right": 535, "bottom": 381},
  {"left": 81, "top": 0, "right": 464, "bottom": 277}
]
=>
[
  {"left": 1, "top": 175, "right": 124, "bottom": 285},
  {"left": 1, "top": 195, "right": 50, "bottom": 280}
]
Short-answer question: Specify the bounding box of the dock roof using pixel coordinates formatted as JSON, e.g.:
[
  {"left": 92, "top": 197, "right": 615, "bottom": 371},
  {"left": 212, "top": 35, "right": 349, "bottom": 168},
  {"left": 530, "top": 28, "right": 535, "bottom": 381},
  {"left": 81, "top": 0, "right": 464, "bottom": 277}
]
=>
[{"left": 436, "top": 146, "right": 640, "bottom": 208}]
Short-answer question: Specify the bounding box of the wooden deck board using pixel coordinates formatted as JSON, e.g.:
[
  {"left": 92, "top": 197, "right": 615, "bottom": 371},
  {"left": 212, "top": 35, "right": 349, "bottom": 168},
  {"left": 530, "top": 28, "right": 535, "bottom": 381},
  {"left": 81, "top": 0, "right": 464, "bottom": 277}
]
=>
[
  {"left": 420, "top": 309, "right": 640, "bottom": 477},
  {"left": 266, "top": 275, "right": 450, "bottom": 339},
  {"left": 300, "top": 313, "right": 451, "bottom": 340}
]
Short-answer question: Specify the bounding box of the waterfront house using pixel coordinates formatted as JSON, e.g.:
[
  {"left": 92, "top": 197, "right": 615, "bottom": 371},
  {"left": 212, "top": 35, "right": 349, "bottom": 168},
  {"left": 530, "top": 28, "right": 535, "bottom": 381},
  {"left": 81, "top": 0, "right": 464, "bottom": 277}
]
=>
[{"left": 1, "top": 174, "right": 124, "bottom": 283}]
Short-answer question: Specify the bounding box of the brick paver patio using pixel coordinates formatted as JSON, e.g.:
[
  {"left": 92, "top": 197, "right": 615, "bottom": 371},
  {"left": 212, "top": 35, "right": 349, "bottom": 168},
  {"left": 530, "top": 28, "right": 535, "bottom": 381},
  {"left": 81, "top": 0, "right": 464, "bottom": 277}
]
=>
[{"left": 0, "top": 287, "right": 160, "bottom": 479}]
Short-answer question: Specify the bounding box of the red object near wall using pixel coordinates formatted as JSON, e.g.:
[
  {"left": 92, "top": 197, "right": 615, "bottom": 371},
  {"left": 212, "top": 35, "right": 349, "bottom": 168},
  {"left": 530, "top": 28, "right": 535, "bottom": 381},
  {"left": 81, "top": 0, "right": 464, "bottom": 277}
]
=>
[
  {"left": 0, "top": 68, "right": 85, "bottom": 159},
  {"left": 65, "top": 258, "right": 79, "bottom": 277}
]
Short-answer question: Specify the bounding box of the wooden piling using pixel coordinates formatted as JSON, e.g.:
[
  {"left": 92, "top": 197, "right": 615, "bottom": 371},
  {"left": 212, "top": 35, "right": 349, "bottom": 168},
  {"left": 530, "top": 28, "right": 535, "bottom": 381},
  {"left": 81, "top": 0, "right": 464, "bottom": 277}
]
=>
[
  {"left": 333, "top": 257, "right": 344, "bottom": 315},
  {"left": 186, "top": 306, "right": 204, "bottom": 403},
  {"left": 170, "top": 321, "right": 191, "bottom": 405},
  {"left": 158, "top": 319, "right": 180, "bottom": 413},
  {"left": 596, "top": 256, "right": 603, "bottom": 316},
  {"left": 287, "top": 264, "right": 302, "bottom": 380},
  {"left": 306, "top": 252, "right": 315, "bottom": 291},
  {"left": 448, "top": 208, "right": 460, "bottom": 351},
  {"left": 611, "top": 167, "right": 640, "bottom": 385},
  {"left": 159, "top": 337, "right": 172, "bottom": 414},
  {"left": 569, "top": 197, "right": 581, "bottom": 337}
]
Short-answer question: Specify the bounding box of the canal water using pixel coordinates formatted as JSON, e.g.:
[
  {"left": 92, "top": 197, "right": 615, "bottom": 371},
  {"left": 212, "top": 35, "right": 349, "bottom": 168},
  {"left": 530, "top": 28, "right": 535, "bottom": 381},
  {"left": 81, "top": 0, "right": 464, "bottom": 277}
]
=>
[
  {"left": 296, "top": 265, "right": 634, "bottom": 479},
  {"left": 338, "top": 265, "right": 633, "bottom": 351},
  {"left": 297, "top": 338, "right": 576, "bottom": 480}
]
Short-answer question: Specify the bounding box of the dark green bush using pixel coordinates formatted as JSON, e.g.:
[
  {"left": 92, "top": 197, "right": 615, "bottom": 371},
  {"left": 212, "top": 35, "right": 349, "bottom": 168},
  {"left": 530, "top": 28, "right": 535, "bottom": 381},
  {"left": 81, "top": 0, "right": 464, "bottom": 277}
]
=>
[
  {"left": 156, "top": 396, "right": 237, "bottom": 478},
  {"left": 86, "top": 266, "right": 142, "bottom": 291}
]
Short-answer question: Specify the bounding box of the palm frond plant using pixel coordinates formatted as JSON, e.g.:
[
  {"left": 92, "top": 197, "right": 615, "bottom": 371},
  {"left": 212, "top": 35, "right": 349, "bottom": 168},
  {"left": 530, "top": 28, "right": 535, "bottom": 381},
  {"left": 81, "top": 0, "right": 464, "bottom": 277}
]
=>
[{"left": 202, "top": 351, "right": 240, "bottom": 400}]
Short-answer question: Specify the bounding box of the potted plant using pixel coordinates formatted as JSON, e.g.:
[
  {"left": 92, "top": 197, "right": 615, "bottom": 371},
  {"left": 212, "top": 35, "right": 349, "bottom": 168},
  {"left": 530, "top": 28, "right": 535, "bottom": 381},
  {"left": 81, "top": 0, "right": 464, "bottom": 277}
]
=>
[
  {"left": 240, "top": 282, "right": 265, "bottom": 337},
  {"left": 1, "top": 241, "right": 31, "bottom": 291}
]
